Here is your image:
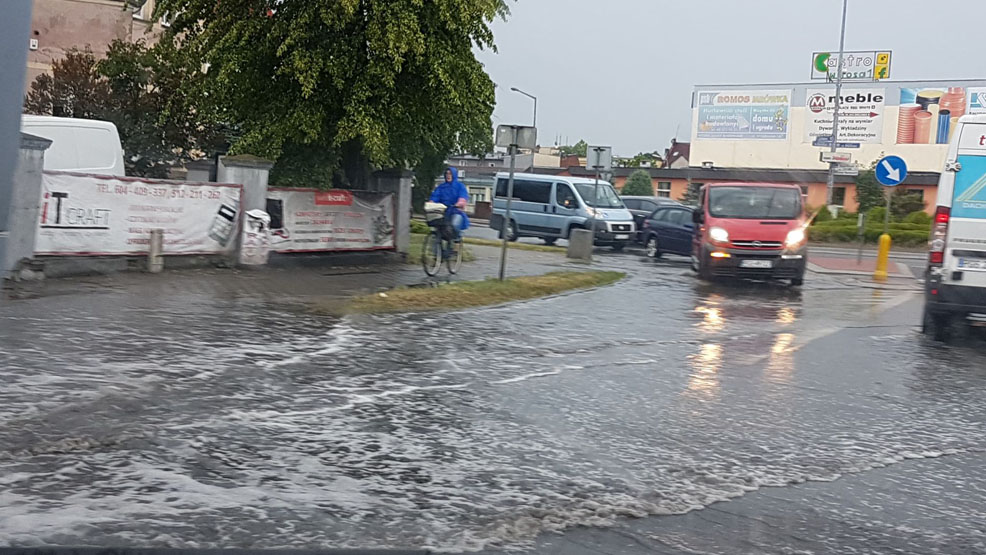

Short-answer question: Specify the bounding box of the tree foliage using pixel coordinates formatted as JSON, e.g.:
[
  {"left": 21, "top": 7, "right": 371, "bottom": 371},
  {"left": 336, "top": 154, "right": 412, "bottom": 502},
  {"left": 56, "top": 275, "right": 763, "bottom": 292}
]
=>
[
  {"left": 890, "top": 189, "right": 926, "bottom": 221},
  {"left": 618, "top": 152, "right": 663, "bottom": 168},
  {"left": 621, "top": 170, "right": 654, "bottom": 196},
  {"left": 558, "top": 140, "right": 588, "bottom": 158},
  {"left": 854, "top": 160, "right": 884, "bottom": 214},
  {"left": 23, "top": 41, "right": 226, "bottom": 178},
  {"left": 679, "top": 182, "right": 701, "bottom": 205},
  {"left": 154, "top": 0, "right": 507, "bottom": 188},
  {"left": 24, "top": 48, "right": 109, "bottom": 119}
]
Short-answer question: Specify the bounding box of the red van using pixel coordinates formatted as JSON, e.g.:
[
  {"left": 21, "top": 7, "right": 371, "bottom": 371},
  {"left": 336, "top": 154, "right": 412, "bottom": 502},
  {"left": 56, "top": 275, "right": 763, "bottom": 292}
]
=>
[{"left": 691, "top": 182, "right": 809, "bottom": 285}]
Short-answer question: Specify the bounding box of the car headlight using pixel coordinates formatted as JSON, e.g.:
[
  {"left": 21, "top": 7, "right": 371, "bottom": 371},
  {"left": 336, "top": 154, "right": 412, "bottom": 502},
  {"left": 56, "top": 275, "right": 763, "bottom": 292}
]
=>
[
  {"left": 785, "top": 228, "right": 806, "bottom": 247},
  {"left": 709, "top": 226, "right": 729, "bottom": 243},
  {"left": 584, "top": 207, "right": 597, "bottom": 217}
]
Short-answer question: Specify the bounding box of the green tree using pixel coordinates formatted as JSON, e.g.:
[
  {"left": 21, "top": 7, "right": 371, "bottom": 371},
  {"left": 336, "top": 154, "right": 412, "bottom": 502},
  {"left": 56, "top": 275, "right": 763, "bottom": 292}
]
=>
[
  {"left": 24, "top": 48, "right": 109, "bottom": 119},
  {"left": 558, "top": 140, "right": 588, "bottom": 157},
  {"left": 854, "top": 161, "right": 885, "bottom": 215},
  {"left": 154, "top": 0, "right": 507, "bottom": 189},
  {"left": 679, "top": 182, "right": 701, "bottom": 205},
  {"left": 24, "top": 41, "right": 226, "bottom": 178},
  {"left": 621, "top": 170, "right": 654, "bottom": 196},
  {"left": 890, "top": 189, "right": 926, "bottom": 220}
]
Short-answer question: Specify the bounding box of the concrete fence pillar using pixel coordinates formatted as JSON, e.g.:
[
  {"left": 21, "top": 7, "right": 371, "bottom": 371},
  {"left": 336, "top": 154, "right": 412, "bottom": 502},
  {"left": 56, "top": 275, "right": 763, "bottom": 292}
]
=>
[
  {"left": 3, "top": 133, "right": 51, "bottom": 280},
  {"left": 217, "top": 155, "right": 274, "bottom": 213},
  {"left": 370, "top": 169, "right": 413, "bottom": 255}
]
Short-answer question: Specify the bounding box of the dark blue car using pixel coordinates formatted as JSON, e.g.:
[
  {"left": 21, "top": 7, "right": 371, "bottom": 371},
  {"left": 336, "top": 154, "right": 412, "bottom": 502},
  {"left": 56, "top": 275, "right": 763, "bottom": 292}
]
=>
[{"left": 640, "top": 205, "right": 695, "bottom": 258}]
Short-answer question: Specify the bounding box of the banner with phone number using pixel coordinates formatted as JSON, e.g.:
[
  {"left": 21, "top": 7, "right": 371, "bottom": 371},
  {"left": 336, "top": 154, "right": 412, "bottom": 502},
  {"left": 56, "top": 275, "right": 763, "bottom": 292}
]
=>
[
  {"left": 35, "top": 171, "right": 242, "bottom": 256},
  {"left": 265, "top": 188, "right": 395, "bottom": 252}
]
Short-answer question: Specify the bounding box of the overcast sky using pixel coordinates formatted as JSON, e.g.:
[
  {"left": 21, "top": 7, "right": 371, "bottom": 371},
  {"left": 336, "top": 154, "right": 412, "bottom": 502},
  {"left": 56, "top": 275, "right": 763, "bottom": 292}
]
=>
[{"left": 476, "top": 0, "right": 986, "bottom": 157}]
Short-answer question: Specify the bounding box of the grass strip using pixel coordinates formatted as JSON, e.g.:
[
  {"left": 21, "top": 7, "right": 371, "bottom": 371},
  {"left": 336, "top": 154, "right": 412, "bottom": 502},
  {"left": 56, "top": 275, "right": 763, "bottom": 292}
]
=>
[
  {"left": 348, "top": 270, "right": 625, "bottom": 314},
  {"left": 406, "top": 233, "right": 476, "bottom": 265}
]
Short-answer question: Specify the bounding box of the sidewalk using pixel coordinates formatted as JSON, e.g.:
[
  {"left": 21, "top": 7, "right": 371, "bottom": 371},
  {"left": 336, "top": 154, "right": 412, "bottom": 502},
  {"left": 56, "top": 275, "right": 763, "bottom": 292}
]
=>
[{"left": 808, "top": 255, "right": 914, "bottom": 278}]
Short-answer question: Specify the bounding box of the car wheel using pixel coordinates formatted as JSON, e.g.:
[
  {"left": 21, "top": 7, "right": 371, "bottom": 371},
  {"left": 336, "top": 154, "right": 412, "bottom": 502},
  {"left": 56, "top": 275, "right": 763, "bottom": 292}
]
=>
[
  {"left": 505, "top": 220, "right": 519, "bottom": 242},
  {"left": 645, "top": 236, "right": 662, "bottom": 258},
  {"left": 697, "top": 257, "right": 713, "bottom": 281},
  {"left": 612, "top": 243, "right": 625, "bottom": 252},
  {"left": 790, "top": 275, "right": 804, "bottom": 286},
  {"left": 922, "top": 310, "right": 950, "bottom": 342},
  {"left": 543, "top": 237, "right": 557, "bottom": 246}
]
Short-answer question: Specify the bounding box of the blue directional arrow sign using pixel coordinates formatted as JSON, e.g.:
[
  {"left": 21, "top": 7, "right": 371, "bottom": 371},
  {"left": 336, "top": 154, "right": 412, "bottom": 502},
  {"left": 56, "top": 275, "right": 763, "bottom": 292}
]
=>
[{"left": 876, "top": 155, "right": 908, "bottom": 186}]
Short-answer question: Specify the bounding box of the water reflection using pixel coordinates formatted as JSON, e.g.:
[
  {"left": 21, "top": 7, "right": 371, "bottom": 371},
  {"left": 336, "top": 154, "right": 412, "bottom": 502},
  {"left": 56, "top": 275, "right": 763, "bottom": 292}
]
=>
[
  {"left": 694, "top": 295, "right": 725, "bottom": 333},
  {"left": 776, "top": 307, "right": 797, "bottom": 325},
  {"left": 686, "top": 343, "right": 722, "bottom": 399},
  {"left": 766, "top": 333, "right": 795, "bottom": 384}
]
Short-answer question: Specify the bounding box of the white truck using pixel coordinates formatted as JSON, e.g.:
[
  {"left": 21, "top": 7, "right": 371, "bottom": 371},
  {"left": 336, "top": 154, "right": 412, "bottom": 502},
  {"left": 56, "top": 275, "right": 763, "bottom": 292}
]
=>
[{"left": 21, "top": 115, "right": 126, "bottom": 176}]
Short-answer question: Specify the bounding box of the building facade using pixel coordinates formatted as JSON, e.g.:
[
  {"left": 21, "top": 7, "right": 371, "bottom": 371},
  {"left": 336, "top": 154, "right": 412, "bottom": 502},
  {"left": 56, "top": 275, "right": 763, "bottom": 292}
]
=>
[{"left": 26, "top": 0, "right": 164, "bottom": 90}]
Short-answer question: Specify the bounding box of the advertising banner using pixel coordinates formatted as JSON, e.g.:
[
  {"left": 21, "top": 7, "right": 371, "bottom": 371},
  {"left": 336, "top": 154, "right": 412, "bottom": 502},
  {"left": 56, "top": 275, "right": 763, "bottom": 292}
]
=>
[
  {"left": 265, "top": 188, "right": 395, "bottom": 252},
  {"left": 810, "top": 51, "right": 892, "bottom": 82},
  {"left": 804, "top": 88, "right": 885, "bottom": 145},
  {"left": 896, "top": 85, "right": 983, "bottom": 145},
  {"left": 36, "top": 172, "right": 241, "bottom": 256},
  {"left": 696, "top": 89, "right": 791, "bottom": 140}
]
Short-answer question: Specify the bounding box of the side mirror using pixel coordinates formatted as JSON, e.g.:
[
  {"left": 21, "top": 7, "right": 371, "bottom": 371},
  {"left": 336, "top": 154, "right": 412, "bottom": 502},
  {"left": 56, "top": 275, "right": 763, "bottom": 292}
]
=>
[{"left": 691, "top": 211, "right": 703, "bottom": 224}]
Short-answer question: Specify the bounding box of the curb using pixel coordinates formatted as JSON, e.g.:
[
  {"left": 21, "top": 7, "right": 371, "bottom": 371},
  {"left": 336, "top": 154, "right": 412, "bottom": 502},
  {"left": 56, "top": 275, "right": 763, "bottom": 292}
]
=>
[{"left": 807, "top": 262, "right": 915, "bottom": 279}]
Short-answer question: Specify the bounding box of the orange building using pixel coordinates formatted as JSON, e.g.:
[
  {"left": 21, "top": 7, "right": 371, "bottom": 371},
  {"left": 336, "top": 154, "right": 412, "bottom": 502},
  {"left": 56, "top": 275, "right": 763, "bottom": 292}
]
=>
[{"left": 537, "top": 166, "right": 939, "bottom": 215}]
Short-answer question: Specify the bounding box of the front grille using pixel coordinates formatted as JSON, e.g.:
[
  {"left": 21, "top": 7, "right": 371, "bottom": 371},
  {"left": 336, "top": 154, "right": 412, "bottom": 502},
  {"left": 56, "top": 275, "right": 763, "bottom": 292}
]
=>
[
  {"left": 713, "top": 267, "right": 798, "bottom": 279},
  {"left": 732, "top": 240, "right": 783, "bottom": 248},
  {"left": 611, "top": 224, "right": 632, "bottom": 232}
]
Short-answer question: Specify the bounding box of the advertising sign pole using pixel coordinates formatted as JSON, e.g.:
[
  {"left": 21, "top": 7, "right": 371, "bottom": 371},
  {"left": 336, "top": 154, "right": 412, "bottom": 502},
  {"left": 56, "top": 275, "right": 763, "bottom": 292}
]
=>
[
  {"left": 498, "top": 133, "right": 517, "bottom": 282},
  {"left": 825, "top": 0, "right": 849, "bottom": 210}
]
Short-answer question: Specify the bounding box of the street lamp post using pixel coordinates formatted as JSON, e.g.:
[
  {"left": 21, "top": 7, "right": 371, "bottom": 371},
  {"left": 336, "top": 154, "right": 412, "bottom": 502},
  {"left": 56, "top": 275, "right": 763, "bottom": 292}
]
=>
[
  {"left": 510, "top": 87, "right": 537, "bottom": 128},
  {"left": 825, "top": 0, "right": 849, "bottom": 212}
]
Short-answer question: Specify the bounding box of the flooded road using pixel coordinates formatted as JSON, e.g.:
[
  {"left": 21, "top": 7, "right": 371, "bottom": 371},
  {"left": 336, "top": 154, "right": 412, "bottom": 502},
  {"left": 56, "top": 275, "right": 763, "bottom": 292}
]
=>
[{"left": 1, "top": 253, "right": 984, "bottom": 553}]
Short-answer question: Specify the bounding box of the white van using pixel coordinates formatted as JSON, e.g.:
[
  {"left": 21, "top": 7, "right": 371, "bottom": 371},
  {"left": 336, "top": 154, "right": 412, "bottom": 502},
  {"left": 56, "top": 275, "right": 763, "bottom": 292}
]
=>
[
  {"left": 490, "top": 172, "right": 636, "bottom": 250},
  {"left": 21, "top": 115, "right": 126, "bottom": 176},
  {"left": 923, "top": 114, "right": 986, "bottom": 340}
]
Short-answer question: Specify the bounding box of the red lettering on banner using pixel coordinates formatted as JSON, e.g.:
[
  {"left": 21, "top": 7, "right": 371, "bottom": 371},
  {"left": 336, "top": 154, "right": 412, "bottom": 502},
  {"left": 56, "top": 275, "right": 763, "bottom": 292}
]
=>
[{"left": 315, "top": 190, "right": 353, "bottom": 206}]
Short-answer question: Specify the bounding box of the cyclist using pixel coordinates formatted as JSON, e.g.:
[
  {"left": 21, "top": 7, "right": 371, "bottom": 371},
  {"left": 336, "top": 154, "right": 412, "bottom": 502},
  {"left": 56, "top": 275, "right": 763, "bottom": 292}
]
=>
[{"left": 429, "top": 166, "right": 470, "bottom": 244}]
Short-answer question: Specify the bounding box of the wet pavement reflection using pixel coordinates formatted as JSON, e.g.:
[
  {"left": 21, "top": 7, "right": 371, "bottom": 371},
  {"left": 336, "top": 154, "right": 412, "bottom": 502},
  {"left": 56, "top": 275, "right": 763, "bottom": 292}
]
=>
[{"left": 0, "top": 252, "right": 984, "bottom": 553}]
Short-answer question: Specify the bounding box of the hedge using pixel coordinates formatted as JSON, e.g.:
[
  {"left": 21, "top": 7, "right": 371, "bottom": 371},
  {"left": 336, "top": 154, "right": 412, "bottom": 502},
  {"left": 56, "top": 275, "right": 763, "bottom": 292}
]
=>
[{"left": 808, "top": 226, "right": 929, "bottom": 247}]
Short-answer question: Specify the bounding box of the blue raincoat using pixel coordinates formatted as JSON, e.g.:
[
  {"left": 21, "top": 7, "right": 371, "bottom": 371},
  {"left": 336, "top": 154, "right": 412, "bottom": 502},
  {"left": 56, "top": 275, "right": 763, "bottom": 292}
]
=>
[{"left": 430, "top": 167, "right": 470, "bottom": 230}]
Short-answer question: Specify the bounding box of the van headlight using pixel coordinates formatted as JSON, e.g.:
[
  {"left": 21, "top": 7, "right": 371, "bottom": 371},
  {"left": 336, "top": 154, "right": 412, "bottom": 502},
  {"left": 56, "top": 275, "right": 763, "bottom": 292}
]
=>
[
  {"left": 584, "top": 207, "right": 597, "bottom": 217},
  {"left": 785, "top": 228, "right": 806, "bottom": 248},
  {"left": 709, "top": 226, "right": 729, "bottom": 243}
]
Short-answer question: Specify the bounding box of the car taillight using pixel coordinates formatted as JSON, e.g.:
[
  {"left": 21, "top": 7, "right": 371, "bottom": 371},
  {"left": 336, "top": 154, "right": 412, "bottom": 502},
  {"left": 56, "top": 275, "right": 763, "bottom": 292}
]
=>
[{"left": 929, "top": 206, "right": 949, "bottom": 266}]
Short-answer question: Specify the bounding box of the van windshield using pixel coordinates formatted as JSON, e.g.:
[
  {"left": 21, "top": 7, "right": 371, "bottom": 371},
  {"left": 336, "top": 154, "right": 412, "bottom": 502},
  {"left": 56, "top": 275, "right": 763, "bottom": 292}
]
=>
[
  {"left": 574, "top": 183, "right": 625, "bottom": 208},
  {"left": 708, "top": 186, "right": 802, "bottom": 219}
]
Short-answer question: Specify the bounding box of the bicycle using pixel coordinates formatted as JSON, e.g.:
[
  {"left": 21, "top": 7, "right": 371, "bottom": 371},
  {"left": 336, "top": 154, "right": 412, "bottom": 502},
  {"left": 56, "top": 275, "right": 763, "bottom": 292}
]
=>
[{"left": 422, "top": 208, "right": 463, "bottom": 276}]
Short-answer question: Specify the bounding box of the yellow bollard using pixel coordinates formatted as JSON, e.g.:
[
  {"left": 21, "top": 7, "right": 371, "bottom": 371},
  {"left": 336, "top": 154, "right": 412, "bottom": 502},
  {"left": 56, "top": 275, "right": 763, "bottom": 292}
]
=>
[{"left": 873, "top": 233, "right": 892, "bottom": 282}]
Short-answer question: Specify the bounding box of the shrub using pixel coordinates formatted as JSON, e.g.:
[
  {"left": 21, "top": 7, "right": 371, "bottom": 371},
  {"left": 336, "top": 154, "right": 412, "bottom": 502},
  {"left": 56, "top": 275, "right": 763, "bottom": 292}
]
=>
[
  {"left": 837, "top": 211, "right": 858, "bottom": 221},
  {"left": 903, "top": 211, "right": 932, "bottom": 225},
  {"left": 811, "top": 206, "right": 833, "bottom": 223},
  {"left": 621, "top": 170, "right": 654, "bottom": 196},
  {"left": 867, "top": 206, "right": 889, "bottom": 224},
  {"left": 410, "top": 219, "right": 430, "bottom": 234}
]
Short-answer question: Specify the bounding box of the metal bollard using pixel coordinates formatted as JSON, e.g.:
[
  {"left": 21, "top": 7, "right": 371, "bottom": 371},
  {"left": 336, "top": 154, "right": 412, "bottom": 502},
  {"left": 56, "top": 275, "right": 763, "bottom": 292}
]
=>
[
  {"left": 873, "top": 233, "right": 891, "bottom": 282},
  {"left": 148, "top": 229, "right": 164, "bottom": 273}
]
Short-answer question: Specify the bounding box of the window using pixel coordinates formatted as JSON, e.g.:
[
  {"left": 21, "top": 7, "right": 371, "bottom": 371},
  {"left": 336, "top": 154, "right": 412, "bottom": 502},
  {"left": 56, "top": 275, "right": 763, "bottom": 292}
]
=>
[
  {"left": 652, "top": 208, "right": 672, "bottom": 222},
  {"left": 555, "top": 183, "right": 579, "bottom": 209},
  {"left": 622, "top": 199, "right": 639, "bottom": 210},
  {"left": 657, "top": 182, "right": 672, "bottom": 198},
  {"left": 708, "top": 187, "right": 802, "bottom": 219},
  {"left": 832, "top": 186, "right": 846, "bottom": 206},
  {"left": 497, "top": 179, "right": 551, "bottom": 203},
  {"left": 640, "top": 200, "right": 658, "bottom": 212},
  {"left": 667, "top": 209, "right": 687, "bottom": 225},
  {"left": 573, "top": 183, "right": 625, "bottom": 208}
]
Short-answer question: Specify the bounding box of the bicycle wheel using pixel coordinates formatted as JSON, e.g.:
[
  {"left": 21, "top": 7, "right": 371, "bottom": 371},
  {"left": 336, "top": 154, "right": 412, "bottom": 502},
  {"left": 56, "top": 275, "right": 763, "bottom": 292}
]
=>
[
  {"left": 447, "top": 239, "right": 464, "bottom": 274},
  {"left": 422, "top": 231, "right": 443, "bottom": 276}
]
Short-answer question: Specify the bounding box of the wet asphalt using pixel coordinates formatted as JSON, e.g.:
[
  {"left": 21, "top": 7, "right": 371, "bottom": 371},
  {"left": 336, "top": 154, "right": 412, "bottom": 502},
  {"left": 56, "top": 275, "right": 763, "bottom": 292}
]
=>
[{"left": 1, "top": 245, "right": 984, "bottom": 554}]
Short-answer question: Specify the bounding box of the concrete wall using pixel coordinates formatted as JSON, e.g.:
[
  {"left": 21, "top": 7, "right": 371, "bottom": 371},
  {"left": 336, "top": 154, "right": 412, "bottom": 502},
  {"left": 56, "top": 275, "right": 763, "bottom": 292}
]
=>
[
  {"left": 217, "top": 155, "right": 273, "bottom": 212},
  {"left": 370, "top": 169, "right": 412, "bottom": 255}
]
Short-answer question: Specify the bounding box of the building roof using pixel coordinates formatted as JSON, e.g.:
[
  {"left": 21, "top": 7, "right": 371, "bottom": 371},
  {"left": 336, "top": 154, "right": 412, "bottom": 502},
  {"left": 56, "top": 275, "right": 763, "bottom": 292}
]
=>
[
  {"left": 538, "top": 165, "right": 942, "bottom": 185},
  {"left": 665, "top": 141, "right": 690, "bottom": 167}
]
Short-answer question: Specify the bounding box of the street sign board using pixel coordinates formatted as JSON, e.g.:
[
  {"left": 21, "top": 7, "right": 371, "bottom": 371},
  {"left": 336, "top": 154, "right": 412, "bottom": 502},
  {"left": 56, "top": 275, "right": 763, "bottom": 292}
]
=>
[
  {"left": 876, "top": 155, "right": 907, "bottom": 186},
  {"left": 804, "top": 88, "right": 885, "bottom": 144},
  {"left": 811, "top": 51, "right": 892, "bottom": 82},
  {"left": 833, "top": 164, "right": 859, "bottom": 177},
  {"left": 495, "top": 125, "right": 537, "bottom": 149},
  {"left": 812, "top": 136, "right": 861, "bottom": 149},
  {"left": 820, "top": 151, "right": 852, "bottom": 164},
  {"left": 586, "top": 145, "right": 613, "bottom": 172}
]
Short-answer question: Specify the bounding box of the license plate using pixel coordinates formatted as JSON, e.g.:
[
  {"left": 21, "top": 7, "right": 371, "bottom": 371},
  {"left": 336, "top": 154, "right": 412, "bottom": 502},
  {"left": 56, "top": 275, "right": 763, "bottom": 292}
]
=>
[
  {"left": 615, "top": 234, "right": 629, "bottom": 240},
  {"left": 958, "top": 258, "right": 986, "bottom": 271},
  {"left": 739, "top": 259, "right": 773, "bottom": 269}
]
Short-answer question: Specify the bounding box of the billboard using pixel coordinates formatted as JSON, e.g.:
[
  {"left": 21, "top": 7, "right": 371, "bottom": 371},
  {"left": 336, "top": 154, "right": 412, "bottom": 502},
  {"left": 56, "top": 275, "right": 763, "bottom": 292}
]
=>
[
  {"left": 897, "top": 85, "right": 986, "bottom": 144},
  {"left": 811, "top": 51, "right": 892, "bottom": 82},
  {"left": 804, "top": 88, "right": 885, "bottom": 145},
  {"left": 35, "top": 172, "right": 241, "bottom": 256},
  {"left": 696, "top": 89, "right": 791, "bottom": 140},
  {"left": 265, "top": 188, "right": 395, "bottom": 252}
]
